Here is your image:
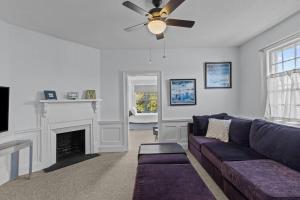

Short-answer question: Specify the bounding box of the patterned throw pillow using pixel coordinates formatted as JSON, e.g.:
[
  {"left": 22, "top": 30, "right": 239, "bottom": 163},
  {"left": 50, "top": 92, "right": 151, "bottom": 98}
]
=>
[{"left": 206, "top": 118, "right": 231, "bottom": 142}]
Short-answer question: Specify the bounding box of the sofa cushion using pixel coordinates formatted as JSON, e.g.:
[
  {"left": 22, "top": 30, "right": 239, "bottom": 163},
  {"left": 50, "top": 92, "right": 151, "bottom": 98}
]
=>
[
  {"left": 138, "top": 154, "right": 190, "bottom": 165},
  {"left": 250, "top": 119, "right": 300, "bottom": 172},
  {"left": 224, "top": 116, "right": 252, "bottom": 146},
  {"left": 222, "top": 159, "right": 300, "bottom": 200},
  {"left": 188, "top": 135, "right": 220, "bottom": 151},
  {"left": 193, "top": 113, "right": 228, "bottom": 136},
  {"left": 201, "top": 142, "right": 265, "bottom": 170},
  {"left": 133, "top": 164, "right": 216, "bottom": 200}
]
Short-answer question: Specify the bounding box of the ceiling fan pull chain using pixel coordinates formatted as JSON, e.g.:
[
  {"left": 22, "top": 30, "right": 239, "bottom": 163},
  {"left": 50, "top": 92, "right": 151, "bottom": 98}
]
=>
[
  {"left": 164, "top": 38, "right": 166, "bottom": 58},
  {"left": 149, "top": 48, "right": 152, "bottom": 64}
]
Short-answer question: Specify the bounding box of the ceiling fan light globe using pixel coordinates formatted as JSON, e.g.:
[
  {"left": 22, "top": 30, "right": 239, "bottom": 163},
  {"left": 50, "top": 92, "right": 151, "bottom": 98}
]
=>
[{"left": 147, "top": 20, "right": 166, "bottom": 34}]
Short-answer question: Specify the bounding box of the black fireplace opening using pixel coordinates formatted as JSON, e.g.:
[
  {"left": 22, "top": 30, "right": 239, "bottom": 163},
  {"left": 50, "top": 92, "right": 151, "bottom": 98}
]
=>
[
  {"left": 56, "top": 130, "right": 85, "bottom": 162},
  {"left": 44, "top": 129, "right": 100, "bottom": 173}
]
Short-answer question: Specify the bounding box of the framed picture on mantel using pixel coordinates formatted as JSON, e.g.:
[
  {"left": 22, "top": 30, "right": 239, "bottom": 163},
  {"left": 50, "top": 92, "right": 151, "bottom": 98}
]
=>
[
  {"left": 205, "top": 62, "right": 232, "bottom": 89},
  {"left": 170, "top": 79, "right": 196, "bottom": 106},
  {"left": 44, "top": 90, "right": 57, "bottom": 100}
]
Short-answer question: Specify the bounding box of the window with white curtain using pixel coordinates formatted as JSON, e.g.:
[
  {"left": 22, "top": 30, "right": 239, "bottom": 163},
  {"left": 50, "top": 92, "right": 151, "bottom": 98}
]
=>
[{"left": 265, "top": 38, "right": 300, "bottom": 122}]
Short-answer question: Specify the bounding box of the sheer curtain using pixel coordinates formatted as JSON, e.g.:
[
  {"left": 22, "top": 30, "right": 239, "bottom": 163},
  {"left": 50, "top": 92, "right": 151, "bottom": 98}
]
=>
[{"left": 265, "top": 69, "right": 300, "bottom": 121}]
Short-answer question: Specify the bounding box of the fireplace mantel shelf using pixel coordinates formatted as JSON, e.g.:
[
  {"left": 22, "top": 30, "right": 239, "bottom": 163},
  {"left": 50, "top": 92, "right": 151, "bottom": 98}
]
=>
[
  {"left": 40, "top": 99, "right": 102, "bottom": 103},
  {"left": 40, "top": 99, "right": 102, "bottom": 117}
]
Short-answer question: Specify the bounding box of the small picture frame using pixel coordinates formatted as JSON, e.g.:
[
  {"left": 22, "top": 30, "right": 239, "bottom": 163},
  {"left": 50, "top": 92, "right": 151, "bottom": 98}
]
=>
[
  {"left": 85, "top": 90, "right": 96, "bottom": 99},
  {"left": 170, "top": 79, "right": 196, "bottom": 106},
  {"left": 67, "top": 92, "right": 79, "bottom": 100},
  {"left": 44, "top": 90, "right": 57, "bottom": 100},
  {"left": 205, "top": 62, "right": 232, "bottom": 89}
]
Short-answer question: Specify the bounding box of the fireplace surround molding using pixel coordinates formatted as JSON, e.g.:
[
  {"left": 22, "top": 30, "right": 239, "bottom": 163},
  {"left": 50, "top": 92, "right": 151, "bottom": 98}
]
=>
[{"left": 40, "top": 100, "right": 101, "bottom": 169}]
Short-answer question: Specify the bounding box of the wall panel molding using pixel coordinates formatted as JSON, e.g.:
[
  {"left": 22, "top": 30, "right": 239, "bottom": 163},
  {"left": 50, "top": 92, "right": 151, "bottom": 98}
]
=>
[{"left": 98, "top": 121, "right": 125, "bottom": 152}]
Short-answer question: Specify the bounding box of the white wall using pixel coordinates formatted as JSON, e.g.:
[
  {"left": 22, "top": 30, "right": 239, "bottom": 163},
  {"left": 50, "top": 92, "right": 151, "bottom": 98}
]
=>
[
  {"left": 0, "top": 19, "right": 101, "bottom": 184},
  {"left": 100, "top": 48, "right": 240, "bottom": 122},
  {"left": 239, "top": 12, "right": 300, "bottom": 117},
  {"left": 0, "top": 20, "right": 10, "bottom": 87}
]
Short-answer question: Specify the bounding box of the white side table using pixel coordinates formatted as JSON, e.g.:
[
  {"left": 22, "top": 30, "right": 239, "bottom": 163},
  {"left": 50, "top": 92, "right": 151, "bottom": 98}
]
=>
[{"left": 0, "top": 140, "right": 33, "bottom": 180}]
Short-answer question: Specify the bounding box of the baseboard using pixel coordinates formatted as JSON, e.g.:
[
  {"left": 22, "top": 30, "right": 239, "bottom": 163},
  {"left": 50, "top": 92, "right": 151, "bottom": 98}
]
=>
[
  {"left": 179, "top": 142, "right": 188, "bottom": 150},
  {"left": 98, "top": 145, "right": 127, "bottom": 153},
  {"left": 19, "top": 161, "right": 43, "bottom": 175},
  {"left": 0, "top": 160, "right": 43, "bottom": 186}
]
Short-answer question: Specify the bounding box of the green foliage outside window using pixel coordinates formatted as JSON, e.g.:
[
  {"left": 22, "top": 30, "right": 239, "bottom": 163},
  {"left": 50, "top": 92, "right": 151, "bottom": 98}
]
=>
[{"left": 135, "top": 92, "right": 158, "bottom": 113}]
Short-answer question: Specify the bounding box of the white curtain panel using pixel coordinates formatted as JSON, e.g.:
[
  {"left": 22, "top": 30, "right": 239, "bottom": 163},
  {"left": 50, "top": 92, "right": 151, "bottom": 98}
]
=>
[{"left": 265, "top": 69, "right": 300, "bottom": 121}]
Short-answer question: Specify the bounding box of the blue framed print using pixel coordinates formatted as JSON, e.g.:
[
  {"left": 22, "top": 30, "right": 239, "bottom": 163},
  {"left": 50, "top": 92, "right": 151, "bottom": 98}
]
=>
[
  {"left": 205, "top": 62, "right": 232, "bottom": 89},
  {"left": 44, "top": 90, "right": 57, "bottom": 100},
  {"left": 170, "top": 79, "right": 196, "bottom": 106}
]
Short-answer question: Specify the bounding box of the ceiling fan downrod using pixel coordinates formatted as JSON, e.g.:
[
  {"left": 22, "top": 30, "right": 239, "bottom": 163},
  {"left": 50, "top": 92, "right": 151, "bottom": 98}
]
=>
[{"left": 152, "top": 0, "right": 162, "bottom": 8}]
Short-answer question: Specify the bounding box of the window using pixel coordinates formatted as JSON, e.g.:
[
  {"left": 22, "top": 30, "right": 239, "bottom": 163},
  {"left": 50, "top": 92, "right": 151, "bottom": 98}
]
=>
[
  {"left": 265, "top": 39, "right": 300, "bottom": 121},
  {"left": 134, "top": 85, "right": 157, "bottom": 113},
  {"left": 269, "top": 43, "right": 300, "bottom": 74}
]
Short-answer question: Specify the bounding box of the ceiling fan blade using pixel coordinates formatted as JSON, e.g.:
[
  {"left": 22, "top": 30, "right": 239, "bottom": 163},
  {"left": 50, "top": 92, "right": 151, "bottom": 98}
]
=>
[
  {"left": 156, "top": 33, "right": 164, "bottom": 40},
  {"left": 166, "top": 19, "right": 195, "bottom": 28},
  {"left": 160, "top": 0, "right": 185, "bottom": 15},
  {"left": 124, "top": 22, "right": 147, "bottom": 32},
  {"left": 122, "top": 1, "right": 152, "bottom": 17}
]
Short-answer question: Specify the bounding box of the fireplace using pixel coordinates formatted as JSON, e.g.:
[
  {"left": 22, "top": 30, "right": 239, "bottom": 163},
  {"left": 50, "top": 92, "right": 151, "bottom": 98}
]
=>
[
  {"left": 56, "top": 130, "right": 85, "bottom": 162},
  {"left": 39, "top": 100, "right": 102, "bottom": 172},
  {"left": 44, "top": 128, "right": 99, "bottom": 172}
]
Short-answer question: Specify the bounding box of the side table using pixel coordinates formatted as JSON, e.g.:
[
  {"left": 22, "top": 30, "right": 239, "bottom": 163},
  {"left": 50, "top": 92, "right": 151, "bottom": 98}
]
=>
[{"left": 0, "top": 140, "right": 33, "bottom": 180}]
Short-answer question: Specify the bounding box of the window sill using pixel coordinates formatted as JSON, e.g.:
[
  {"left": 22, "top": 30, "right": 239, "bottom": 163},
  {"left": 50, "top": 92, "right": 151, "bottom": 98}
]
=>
[{"left": 270, "top": 119, "right": 300, "bottom": 128}]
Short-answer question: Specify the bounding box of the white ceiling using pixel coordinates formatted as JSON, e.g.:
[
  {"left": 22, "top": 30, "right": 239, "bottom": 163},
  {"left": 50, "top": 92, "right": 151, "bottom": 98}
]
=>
[{"left": 0, "top": 0, "right": 299, "bottom": 49}]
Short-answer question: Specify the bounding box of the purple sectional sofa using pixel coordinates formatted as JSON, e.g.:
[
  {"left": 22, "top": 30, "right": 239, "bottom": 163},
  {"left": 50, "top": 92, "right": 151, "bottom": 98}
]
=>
[{"left": 188, "top": 114, "right": 300, "bottom": 200}]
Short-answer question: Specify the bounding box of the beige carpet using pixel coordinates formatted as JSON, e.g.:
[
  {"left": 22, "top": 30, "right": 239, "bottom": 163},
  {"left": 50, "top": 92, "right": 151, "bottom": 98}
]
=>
[{"left": 0, "top": 130, "right": 228, "bottom": 200}]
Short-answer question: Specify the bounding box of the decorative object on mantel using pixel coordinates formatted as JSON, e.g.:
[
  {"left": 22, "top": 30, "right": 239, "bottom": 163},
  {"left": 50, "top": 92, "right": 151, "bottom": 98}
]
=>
[
  {"left": 67, "top": 92, "right": 79, "bottom": 100},
  {"left": 205, "top": 62, "right": 232, "bottom": 89},
  {"left": 170, "top": 79, "right": 196, "bottom": 106},
  {"left": 44, "top": 90, "right": 57, "bottom": 100},
  {"left": 85, "top": 90, "right": 96, "bottom": 99}
]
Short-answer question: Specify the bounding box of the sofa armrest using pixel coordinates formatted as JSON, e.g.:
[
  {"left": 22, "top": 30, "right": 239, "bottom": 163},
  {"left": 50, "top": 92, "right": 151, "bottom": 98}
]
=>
[{"left": 188, "top": 123, "right": 194, "bottom": 135}]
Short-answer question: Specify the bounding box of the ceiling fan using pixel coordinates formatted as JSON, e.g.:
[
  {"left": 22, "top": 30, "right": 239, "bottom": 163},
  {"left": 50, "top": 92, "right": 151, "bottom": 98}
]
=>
[{"left": 122, "top": 0, "right": 195, "bottom": 40}]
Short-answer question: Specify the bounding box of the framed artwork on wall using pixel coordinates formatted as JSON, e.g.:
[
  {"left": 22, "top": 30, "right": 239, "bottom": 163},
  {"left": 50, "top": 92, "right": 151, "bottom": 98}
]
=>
[
  {"left": 205, "top": 62, "right": 232, "bottom": 89},
  {"left": 170, "top": 79, "right": 196, "bottom": 106},
  {"left": 44, "top": 90, "right": 57, "bottom": 100},
  {"left": 85, "top": 90, "right": 96, "bottom": 99}
]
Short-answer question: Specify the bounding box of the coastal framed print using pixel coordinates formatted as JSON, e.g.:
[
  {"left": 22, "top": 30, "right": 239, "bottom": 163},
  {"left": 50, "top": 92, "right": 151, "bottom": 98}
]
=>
[
  {"left": 205, "top": 62, "right": 232, "bottom": 89},
  {"left": 44, "top": 90, "right": 57, "bottom": 100},
  {"left": 170, "top": 79, "right": 196, "bottom": 106}
]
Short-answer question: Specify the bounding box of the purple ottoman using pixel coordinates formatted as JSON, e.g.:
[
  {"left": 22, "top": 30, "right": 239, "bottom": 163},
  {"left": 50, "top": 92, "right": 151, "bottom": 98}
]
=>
[
  {"left": 133, "top": 164, "right": 215, "bottom": 200},
  {"left": 138, "top": 154, "right": 190, "bottom": 165},
  {"left": 222, "top": 159, "right": 300, "bottom": 200},
  {"left": 138, "top": 143, "right": 188, "bottom": 165}
]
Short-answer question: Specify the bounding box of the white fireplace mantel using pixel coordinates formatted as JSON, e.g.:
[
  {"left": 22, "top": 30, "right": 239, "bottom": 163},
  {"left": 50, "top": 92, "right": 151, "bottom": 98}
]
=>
[
  {"left": 39, "top": 99, "right": 102, "bottom": 168},
  {"left": 40, "top": 99, "right": 102, "bottom": 117}
]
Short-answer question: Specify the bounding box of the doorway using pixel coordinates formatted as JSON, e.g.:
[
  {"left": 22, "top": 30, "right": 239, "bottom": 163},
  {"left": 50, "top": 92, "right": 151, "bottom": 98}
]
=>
[{"left": 123, "top": 71, "right": 162, "bottom": 151}]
